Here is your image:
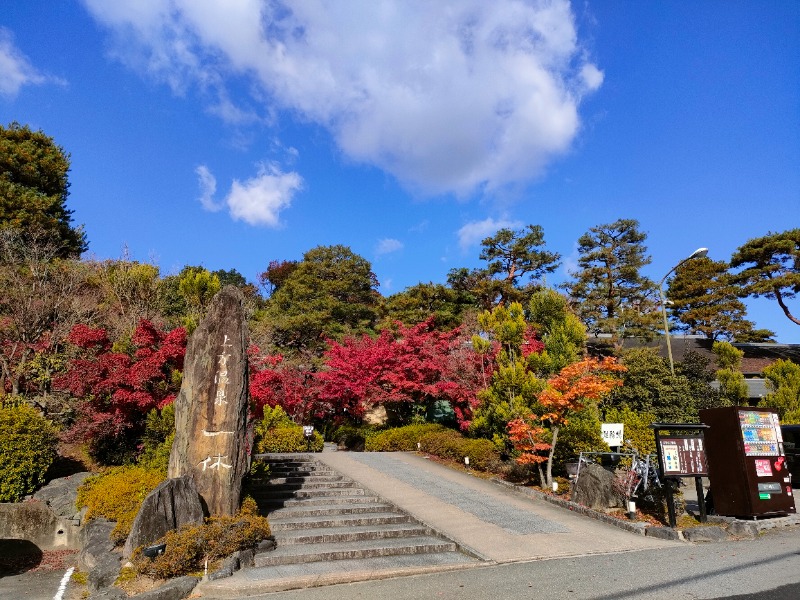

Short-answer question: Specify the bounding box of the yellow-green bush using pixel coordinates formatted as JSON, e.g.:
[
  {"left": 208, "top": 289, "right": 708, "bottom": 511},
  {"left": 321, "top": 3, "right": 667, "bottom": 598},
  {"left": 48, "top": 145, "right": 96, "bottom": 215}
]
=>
[
  {"left": 418, "top": 430, "right": 500, "bottom": 471},
  {"left": 0, "top": 402, "right": 58, "bottom": 502},
  {"left": 256, "top": 426, "right": 323, "bottom": 453},
  {"left": 604, "top": 405, "right": 657, "bottom": 456},
  {"left": 132, "top": 496, "right": 271, "bottom": 579},
  {"left": 364, "top": 424, "right": 447, "bottom": 451},
  {"left": 366, "top": 424, "right": 501, "bottom": 471},
  {"left": 76, "top": 465, "right": 165, "bottom": 543},
  {"left": 253, "top": 405, "right": 323, "bottom": 453}
]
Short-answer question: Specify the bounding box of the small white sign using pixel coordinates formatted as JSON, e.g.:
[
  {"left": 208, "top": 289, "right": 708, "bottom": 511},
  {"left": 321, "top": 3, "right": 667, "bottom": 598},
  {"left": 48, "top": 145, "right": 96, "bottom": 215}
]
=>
[{"left": 601, "top": 423, "right": 624, "bottom": 448}]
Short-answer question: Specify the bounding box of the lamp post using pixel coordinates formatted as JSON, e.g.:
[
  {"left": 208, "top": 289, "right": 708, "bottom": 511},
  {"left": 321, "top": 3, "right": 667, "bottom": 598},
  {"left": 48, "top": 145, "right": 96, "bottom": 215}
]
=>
[{"left": 659, "top": 247, "right": 708, "bottom": 375}]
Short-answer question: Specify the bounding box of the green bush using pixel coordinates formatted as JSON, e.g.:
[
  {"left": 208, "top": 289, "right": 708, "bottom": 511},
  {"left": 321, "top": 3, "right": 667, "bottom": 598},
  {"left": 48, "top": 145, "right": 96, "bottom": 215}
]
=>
[
  {"left": 329, "top": 424, "right": 376, "bottom": 451},
  {"left": 76, "top": 465, "right": 165, "bottom": 543},
  {"left": 365, "top": 424, "right": 501, "bottom": 471},
  {"left": 0, "top": 402, "right": 58, "bottom": 502},
  {"left": 551, "top": 418, "right": 610, "bottom": 475},
  {"left": 252, "top": 405, "right": 323, "bottom": 453},
  {"left": 419, "top": 430, "right": 500, "bottom": 471},
  {"left": 256, "top": 426, "right": 324, "bottom": 453},
  {"left": 365, "top": 424, "right": 447, "bottom": 451},
  {"left": 132, "top": 497, "right": 271, "bottom": 579},
  {"left": 137, "top": 404, "right": 175, "bottom": 472}
]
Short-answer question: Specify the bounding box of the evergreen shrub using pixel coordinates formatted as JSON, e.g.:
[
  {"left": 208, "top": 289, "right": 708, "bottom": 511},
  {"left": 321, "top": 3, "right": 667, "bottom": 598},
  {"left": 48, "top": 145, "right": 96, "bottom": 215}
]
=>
[
  {"left": 76, "top": 465, "right": 165, "bottom": 543},
  {"left": 0, "top": 402, "right": 58, "bottom": 502},
  {"left": 366, "top": 424, "right": 501, "bottom": 471},
  {"left": 256, "top": 426, "right": 324, "bottom": 453},
  {"left": 253, "top": 405, "right": 323, "bottom": 452}
]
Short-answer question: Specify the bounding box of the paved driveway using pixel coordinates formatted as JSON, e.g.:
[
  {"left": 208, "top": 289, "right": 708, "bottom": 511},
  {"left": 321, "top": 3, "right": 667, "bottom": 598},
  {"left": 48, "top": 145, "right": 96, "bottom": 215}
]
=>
[{"left": 317, "top": 451, "right": 677, "bottom": 563}]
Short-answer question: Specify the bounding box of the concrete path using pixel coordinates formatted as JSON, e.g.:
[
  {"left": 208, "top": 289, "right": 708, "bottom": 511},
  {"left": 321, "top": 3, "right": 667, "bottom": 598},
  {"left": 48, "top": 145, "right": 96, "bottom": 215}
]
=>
[{"left": 315, "top": 451, "right": 677, "bottom": 563}]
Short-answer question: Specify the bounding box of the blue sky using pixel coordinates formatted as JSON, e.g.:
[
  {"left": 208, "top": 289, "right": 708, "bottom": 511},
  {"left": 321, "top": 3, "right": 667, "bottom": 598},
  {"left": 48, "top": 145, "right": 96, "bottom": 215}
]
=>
[{"left": 1, "top": 1, "right": 798, "bottom": 342}]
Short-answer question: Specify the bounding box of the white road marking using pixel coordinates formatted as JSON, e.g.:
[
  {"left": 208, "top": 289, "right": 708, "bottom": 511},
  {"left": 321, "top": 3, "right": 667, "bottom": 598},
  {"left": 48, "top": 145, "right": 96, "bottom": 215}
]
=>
[{"left": 53, "top": 566, "right": 74, "bottom": 600}]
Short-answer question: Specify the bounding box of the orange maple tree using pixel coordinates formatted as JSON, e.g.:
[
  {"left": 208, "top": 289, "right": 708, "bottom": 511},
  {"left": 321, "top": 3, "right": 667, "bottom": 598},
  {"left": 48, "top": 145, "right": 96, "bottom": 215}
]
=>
[{"left": 507, "top": 356, "right": 626, "bottom": 487}]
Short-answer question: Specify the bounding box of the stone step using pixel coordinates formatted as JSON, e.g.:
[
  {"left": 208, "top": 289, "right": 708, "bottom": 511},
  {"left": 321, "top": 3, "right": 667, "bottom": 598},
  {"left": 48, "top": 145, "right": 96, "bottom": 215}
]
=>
[
  {"left": 260, "top": 463, "right": 336, "bottom": 472},
  {"left": 252, "top": 453, "right": 317, "bottom": 461},
  {"left": 255, "top": 480, "right": 359, "bottom": 492},
  {"left": 262, "top": 475, "right": 344, "bottom": 484},
  {"left": 197, "top": 552, "right": 481, "bottom": 597},
  {"left": 252, "top": 487, "right": 367, "bottom": 500},
  {"left": 267, "top": 502, "right": 396, "bottom": 518},
  {"left": 269, "top": 512, "right": 412, "bottom": 531},
  {"left": 254, "top": 536, "right": 458, "bottom": 567},
  {"left": 257, "top": 495, "right": 384, "bottom": 510},
  {"left": 274, "top": 523, "right": 434, "bottom": 546}
]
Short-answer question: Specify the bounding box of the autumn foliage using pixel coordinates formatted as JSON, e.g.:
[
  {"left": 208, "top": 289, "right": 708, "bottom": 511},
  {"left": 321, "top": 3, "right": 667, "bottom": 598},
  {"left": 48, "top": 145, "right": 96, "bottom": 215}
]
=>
[
  {"left": 56, "top": 320, "right": 186, "bottom": 463},
  {"left": 508, "top": 357, "right": 625, "bottom": 480},
  {"left": 250, "top": 319, "right": 484, "bottom": 429}
]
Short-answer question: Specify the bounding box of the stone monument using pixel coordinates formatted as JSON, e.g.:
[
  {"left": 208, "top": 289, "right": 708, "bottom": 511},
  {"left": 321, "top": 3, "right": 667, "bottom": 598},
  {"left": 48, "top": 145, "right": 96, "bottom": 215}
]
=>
[{"left": 168, "top": 286, "right": 250, "bottom": 516}]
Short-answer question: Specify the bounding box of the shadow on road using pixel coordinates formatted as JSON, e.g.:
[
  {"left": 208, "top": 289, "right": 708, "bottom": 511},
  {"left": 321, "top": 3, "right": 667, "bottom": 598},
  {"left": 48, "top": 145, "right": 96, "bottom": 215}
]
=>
[{"left": 0, "top": 539, "right": 43, "bottom": 576}]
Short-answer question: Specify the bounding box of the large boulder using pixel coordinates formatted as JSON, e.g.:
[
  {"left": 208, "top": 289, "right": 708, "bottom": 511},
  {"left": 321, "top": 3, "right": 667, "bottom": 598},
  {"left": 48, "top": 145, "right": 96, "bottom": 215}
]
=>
[
  {"left": 0, "top": 501, "right": 80, "bottom": 549},
  {"left": 79, "top": 518, "right": 121, "bottom": 592},
  {"left": 32, "top": 471, "right": 92, "bottom": 518},
  {"left": 571, "top": 463, "right": 624, "bottom": 509},
  {"left": 168, "top": 287, "right": 250, "bottom": 517},
  {"left": 122, "top": 476, "right": 204, "bottom": 559}
]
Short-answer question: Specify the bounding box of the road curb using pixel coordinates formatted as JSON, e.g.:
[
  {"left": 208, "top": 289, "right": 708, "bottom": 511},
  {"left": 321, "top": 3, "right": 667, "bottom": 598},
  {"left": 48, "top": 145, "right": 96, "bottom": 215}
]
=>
[{"left": 490, "top": 477, "right": 800, "bottom": 543}]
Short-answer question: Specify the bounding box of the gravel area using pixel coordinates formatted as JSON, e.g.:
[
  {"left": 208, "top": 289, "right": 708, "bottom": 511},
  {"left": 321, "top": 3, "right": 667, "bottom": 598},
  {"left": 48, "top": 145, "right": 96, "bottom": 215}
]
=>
[{"left": 347, "top": 453, "right": 568, "bottom": 534}]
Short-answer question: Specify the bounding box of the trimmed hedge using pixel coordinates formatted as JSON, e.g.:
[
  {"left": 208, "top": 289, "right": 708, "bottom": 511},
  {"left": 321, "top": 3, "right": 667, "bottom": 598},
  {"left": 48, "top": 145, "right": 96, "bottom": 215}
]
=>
[
  {"left": 0, "top": 402, "right": 58, "bottom": 502},
  {"left": 366, "top": 424, "right": 501, "bottom": 471},
  {"left": 253, "top": 405, "right": 323, "bottom": 453},
  {"left": 256, "top": 426, "right": 324, "bottom": 453},
  {"left": 364, "top": 424, "right": 446, "bottom": 452}
]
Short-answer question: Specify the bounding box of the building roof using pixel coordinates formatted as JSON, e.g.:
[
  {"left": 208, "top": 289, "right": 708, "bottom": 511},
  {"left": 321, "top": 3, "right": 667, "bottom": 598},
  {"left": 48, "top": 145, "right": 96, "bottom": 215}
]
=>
[{"left": 586, "top": 335, "right": 800, "bottom": 376}]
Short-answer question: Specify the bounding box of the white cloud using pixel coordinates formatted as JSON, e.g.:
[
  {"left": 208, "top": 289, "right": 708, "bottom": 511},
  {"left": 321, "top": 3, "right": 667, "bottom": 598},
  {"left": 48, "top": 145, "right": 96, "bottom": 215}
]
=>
[
  {"left": 457, "top": 217, "right": 522, "bottom": 252},
  {"left": 195, "top": 164, "right": 222, "bottom": 211},
  {"left": 0, "top": 28, "right": 52, "bottom": 98},
  {"left": 82, "top": 0, "right": 602, "bottom": 196},
  {"left": 375, "top": 238, "right": 404, "bottom": 256},
  {"left": 225, "top": 163, "right": 303, "bottom": 227}
]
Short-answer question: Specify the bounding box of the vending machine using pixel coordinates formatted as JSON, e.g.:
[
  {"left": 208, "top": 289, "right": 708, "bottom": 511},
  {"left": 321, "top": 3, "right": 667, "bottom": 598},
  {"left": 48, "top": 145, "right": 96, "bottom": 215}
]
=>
[{"left": 700, "top": 407, "right": 795, "bottom": 518}]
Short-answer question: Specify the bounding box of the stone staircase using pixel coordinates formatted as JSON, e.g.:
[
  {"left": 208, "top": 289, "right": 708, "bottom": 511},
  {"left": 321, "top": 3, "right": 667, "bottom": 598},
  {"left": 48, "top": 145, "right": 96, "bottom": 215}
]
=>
[{"left": 198, "top": 453, "right": 480, "bottom": 595}]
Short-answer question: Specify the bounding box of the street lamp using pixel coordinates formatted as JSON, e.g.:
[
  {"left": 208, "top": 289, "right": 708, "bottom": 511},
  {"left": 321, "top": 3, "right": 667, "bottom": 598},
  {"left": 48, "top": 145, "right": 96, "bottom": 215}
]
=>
[{"left": 659, "top": 247, "right": 708, "bottom": 375}]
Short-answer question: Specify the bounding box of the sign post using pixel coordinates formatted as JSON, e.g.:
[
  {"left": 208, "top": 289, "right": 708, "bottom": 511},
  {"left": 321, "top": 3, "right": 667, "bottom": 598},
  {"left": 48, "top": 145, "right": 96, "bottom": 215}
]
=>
[
  {"left": 651, "top": 423, "right": 710, "bottom": 527},
  {"left": 601, "top": 423, "right": 624, "bottom": 451}
]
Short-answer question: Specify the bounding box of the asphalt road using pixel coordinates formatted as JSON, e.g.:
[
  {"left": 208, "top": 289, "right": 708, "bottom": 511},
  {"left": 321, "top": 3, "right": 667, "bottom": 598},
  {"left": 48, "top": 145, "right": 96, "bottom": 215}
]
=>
[{"left": 217, "top": 525, "right": 800, "bottom": 600}]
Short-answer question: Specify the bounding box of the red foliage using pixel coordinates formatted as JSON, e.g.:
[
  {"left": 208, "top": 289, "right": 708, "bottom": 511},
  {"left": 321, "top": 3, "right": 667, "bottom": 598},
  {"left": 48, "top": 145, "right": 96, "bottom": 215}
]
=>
[
  {"left": 521, "top": 326, "right": 545, "bottom": 358},
  {"left": 314, "top": 319, "right": 484, "bottom": 429},
  {"left": 249, "top": 349, "right": 318, "bottom": 422},
  {"left": 56, "top": 320, "right": 186, "bottom": 451}
]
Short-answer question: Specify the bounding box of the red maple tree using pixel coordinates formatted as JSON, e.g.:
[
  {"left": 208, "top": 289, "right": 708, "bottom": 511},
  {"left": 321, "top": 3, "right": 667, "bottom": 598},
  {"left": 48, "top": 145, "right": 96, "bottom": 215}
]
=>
[
  {"left": 314, "top": 320, "right": 483, "bottom": 429},
  {"left": 56, "top": 320, "right": 186, "bottom": 463}
]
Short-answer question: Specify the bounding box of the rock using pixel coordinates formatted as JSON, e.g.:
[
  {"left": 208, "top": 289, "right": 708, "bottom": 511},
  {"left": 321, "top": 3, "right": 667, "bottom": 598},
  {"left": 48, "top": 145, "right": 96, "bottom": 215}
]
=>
[
  {"left": 257, "top": 538, "right": 277, "bottom": 552},
  {"left": 237, "top": 547, "right": 255, "bottom": 568},
  {"left": 645, "top": 526, "right": 681, "bottom": 540},
  {"left": 0, "top": 501, "right": 80, "bottom": 549},
  {"left": 79, "top": 518, "right": 116, "bottom": 571},
  {"left": 571, "top": 463, "right": 624, "bottom": 509},
  {"left": 128, "top": 575, "right": 199, "bottom": 600},
  {"left": 87, "top": 588, "right": 127, "bottom": 600},
  {"left": 123, "top": 476, "right": 204, "bottom": 559},
  {"left": 682, "top": 525, "right": 729, "bottom": 542},
  {"left": 32, "top": 472, "right": 93, "bottom": 518},
  {"left": 168, "top": 287, "right": 250, "bottom": 517},
  {"left": 87, "top": 550, "right": 122, "bottom": 592},
  {"left": 728, "top": 520, "right": 759, "bottom": 538}
]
